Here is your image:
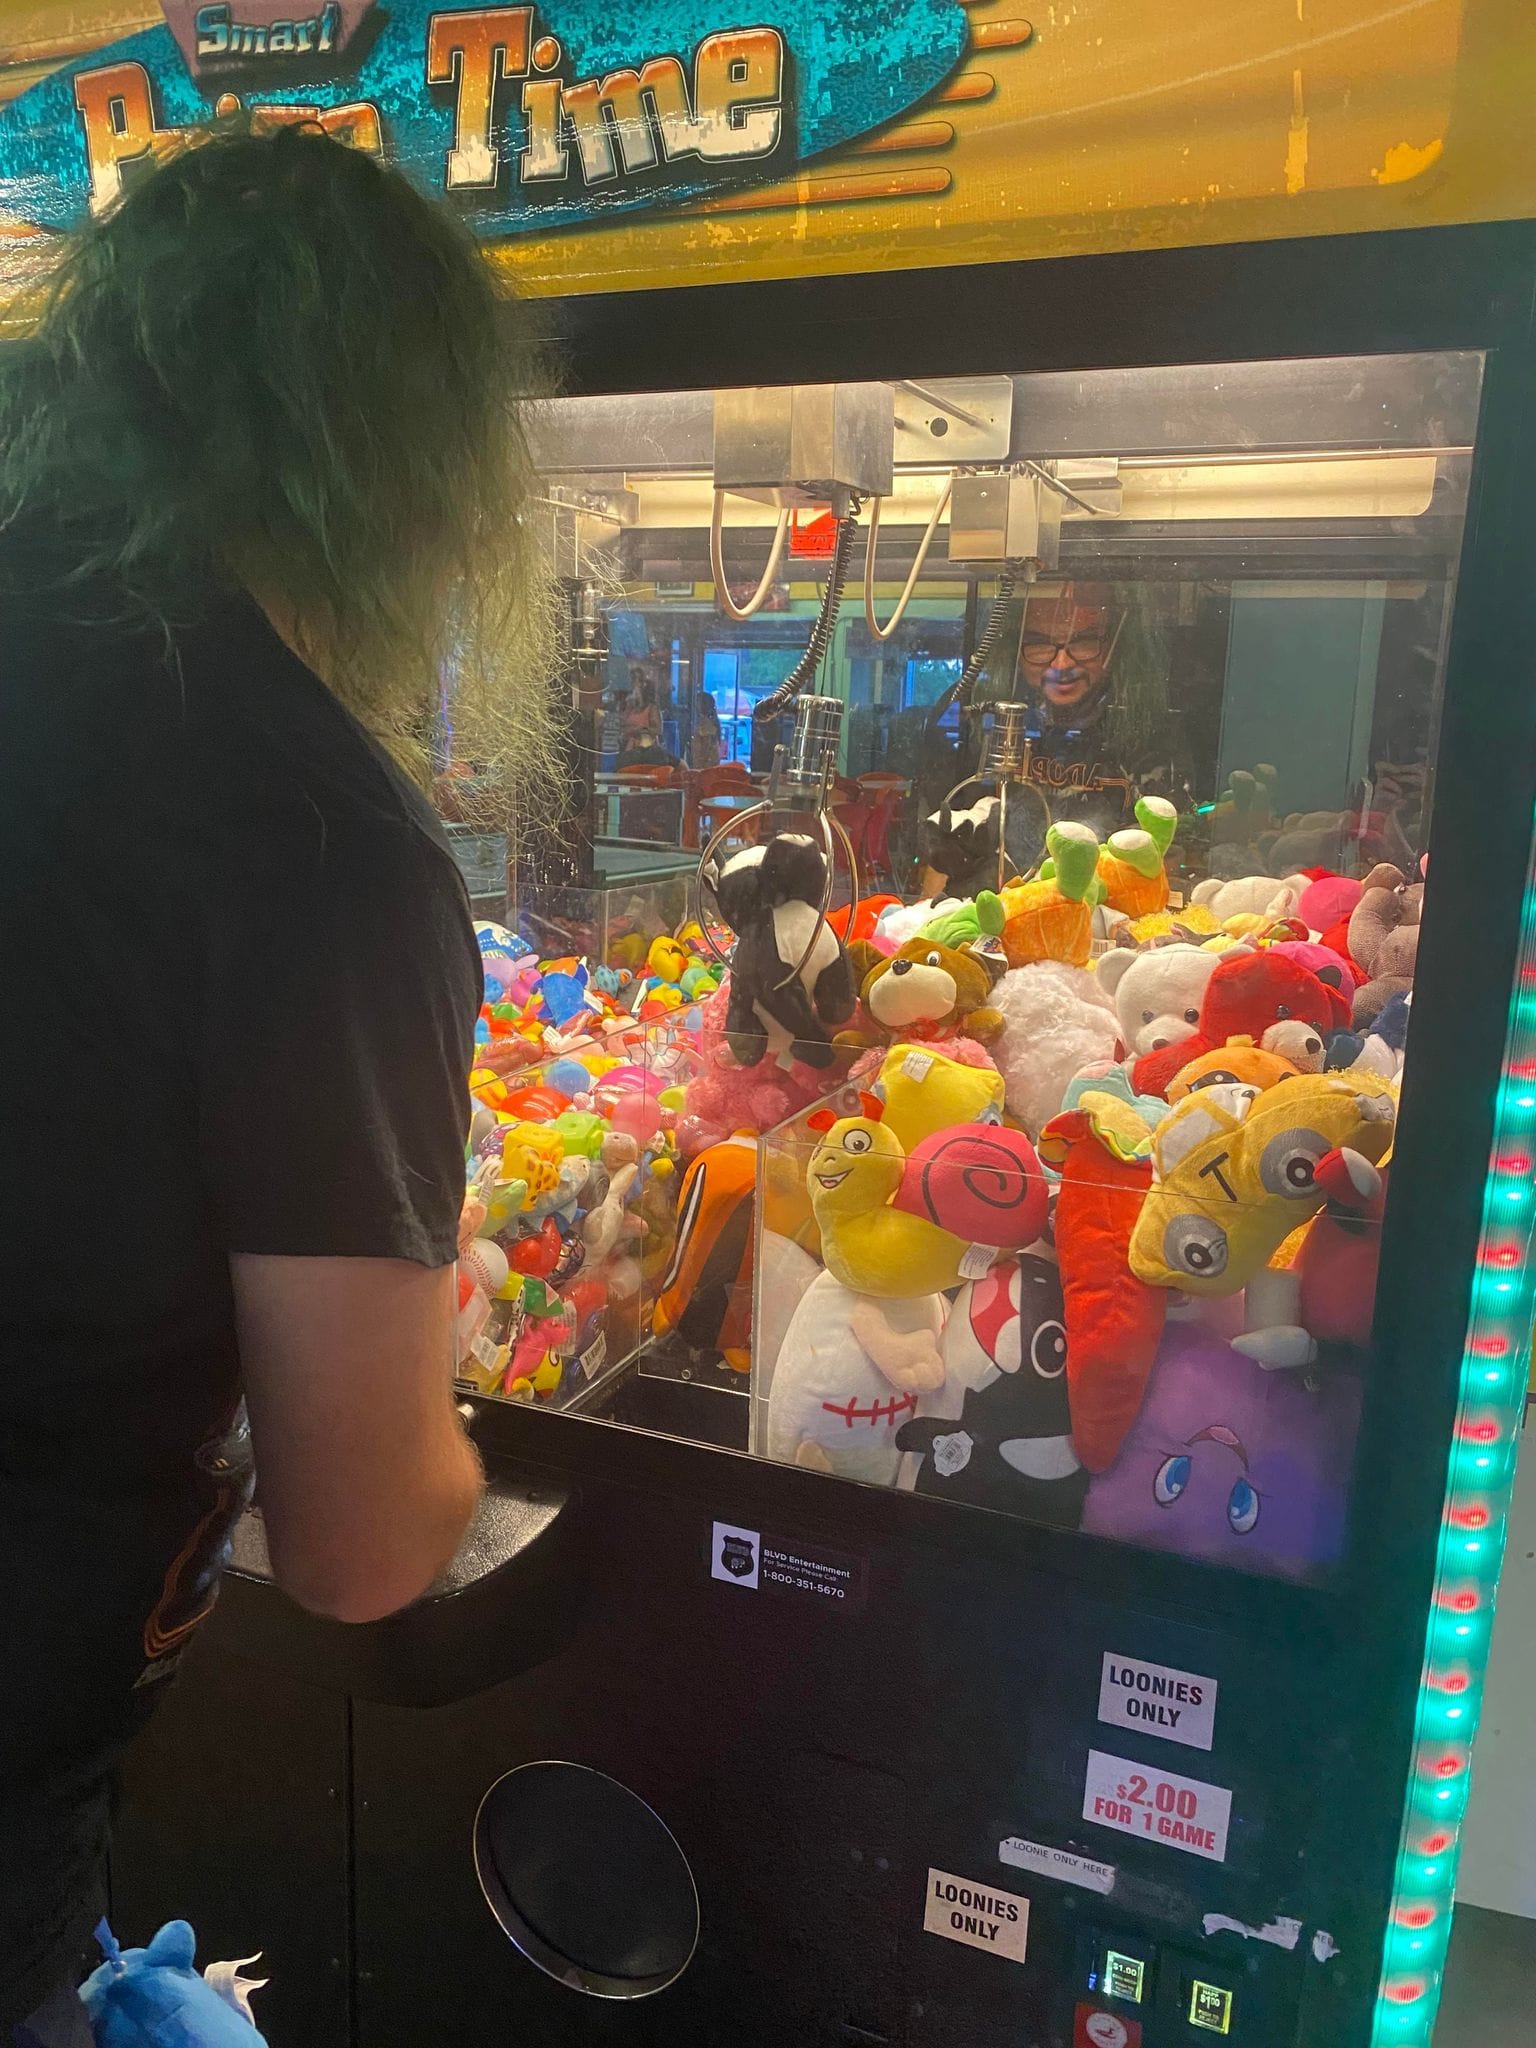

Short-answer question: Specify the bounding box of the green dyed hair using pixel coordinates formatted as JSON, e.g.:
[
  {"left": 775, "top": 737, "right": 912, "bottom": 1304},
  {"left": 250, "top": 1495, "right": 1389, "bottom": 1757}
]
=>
[{"left": 0, "top": 122, "right": 558, "bottom": 822}]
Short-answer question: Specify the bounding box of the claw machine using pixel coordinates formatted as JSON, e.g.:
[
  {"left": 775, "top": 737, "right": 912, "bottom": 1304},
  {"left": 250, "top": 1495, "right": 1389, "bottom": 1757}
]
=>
[{"left": 6, "top": 4, "right": 1536, "bottom": 2046}]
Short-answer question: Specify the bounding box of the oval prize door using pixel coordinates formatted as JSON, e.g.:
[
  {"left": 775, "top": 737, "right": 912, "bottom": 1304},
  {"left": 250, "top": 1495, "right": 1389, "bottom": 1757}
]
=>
[{"left": 474, "top": 1762, "right": 700, "bottom": 1998}]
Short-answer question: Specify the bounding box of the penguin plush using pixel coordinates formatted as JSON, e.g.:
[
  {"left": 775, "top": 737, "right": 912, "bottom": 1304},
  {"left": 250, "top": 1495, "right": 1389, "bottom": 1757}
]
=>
[
  {"left": 916, "top": 797, "right": 1001, "bottom": 902},
  {"left": 706, "top": 832, "right": 857, "bottom": 1069},
  {"left": 897, "top": 1251, "right": 1087, "bottom": 1528}
]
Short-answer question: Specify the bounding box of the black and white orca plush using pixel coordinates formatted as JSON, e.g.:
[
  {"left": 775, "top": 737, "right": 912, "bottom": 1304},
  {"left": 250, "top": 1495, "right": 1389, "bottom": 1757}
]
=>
[
  {"left": 897, "top": 1251, "right": 1087, "bottom": 1528},
  {"left": 917, "top": 796, "right": 1001, "bottom": 903},
  {"left": 707, "top": 833, "right": 857, "bottom": 1070}
]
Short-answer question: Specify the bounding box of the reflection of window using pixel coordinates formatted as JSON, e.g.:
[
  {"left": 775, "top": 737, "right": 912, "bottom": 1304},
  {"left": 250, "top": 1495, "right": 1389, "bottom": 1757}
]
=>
[{"left": 902, "top": 655, "right": 963, "bottom": 709}]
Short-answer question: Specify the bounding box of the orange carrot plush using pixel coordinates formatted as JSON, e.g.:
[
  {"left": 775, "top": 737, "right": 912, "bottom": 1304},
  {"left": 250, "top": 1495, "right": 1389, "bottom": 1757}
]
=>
[
  {"left": 998, "top": 822, "right": 1101, "bottom": 969},
  {"left": 1039, "top": 1091, "right": 1167, "bottom": 1473}
]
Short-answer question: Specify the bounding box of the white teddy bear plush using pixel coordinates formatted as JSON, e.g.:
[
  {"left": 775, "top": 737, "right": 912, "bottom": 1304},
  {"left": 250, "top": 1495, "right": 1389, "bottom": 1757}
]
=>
[
  {"left": 1097, "top": 944, "right": 1219, "bottom": 1060},
  {"left": 1189, "top": 873, "right": 1305, "bottom": 922}
]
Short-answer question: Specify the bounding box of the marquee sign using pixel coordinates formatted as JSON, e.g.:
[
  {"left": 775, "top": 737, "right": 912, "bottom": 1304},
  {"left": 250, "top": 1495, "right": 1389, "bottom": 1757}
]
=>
[{"left": 0, "top": 0, "right": 968, "bottom": 237}]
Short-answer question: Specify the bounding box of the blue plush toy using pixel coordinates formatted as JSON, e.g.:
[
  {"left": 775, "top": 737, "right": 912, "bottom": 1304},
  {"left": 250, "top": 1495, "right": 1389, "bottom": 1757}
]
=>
[{"left": 81, "top": 1921, "right": 268, "bottom": 2047}]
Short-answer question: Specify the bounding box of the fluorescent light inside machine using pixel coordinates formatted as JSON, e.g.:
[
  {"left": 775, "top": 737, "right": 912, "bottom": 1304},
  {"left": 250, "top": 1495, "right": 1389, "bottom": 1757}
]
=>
[{"left": 625, "top": 454, "right": 1440, "bottom": 530}]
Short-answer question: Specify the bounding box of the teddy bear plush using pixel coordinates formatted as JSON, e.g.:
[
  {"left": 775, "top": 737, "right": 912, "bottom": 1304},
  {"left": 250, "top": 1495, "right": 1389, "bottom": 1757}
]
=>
[
  {"left": 1097, "top": 943, "right": 1220, "bottom": 1066},
  {"left": 1348, "top": 860, "right": 1423, "bottom": 1027},
  {"left": 1130, "top": 945, "right": 1350, "bottom": 1098},
  {"left": 1189, "top": 873, "right": 1304, "bottom": 923},
  {"left": 843, "top": 936, "right": 1004, "bottom": 1049}
]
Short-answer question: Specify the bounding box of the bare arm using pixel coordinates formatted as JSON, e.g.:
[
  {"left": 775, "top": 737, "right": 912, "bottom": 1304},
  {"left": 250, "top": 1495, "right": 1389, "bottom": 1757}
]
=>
[{"left": 233, "top": 1253, "right": 483, "bottom": 1624}]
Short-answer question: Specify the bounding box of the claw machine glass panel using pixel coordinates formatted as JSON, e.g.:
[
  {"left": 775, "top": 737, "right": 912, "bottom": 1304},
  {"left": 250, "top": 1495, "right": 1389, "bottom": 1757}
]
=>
[{"left": 522, "top": 350, "right": 1475, "bottom": 1555}]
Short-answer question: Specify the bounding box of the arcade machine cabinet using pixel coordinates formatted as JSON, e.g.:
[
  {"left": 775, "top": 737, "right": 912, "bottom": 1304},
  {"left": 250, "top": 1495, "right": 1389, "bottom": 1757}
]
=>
[{"left": 117, "top": 226, "right": 1536, "bottom": 2048}]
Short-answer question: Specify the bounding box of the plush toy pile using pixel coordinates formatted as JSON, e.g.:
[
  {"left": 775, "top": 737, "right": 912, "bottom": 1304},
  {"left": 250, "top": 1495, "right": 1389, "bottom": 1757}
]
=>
[{"left": 738, "top": 814, "right": 1417, "bottom": 1584}]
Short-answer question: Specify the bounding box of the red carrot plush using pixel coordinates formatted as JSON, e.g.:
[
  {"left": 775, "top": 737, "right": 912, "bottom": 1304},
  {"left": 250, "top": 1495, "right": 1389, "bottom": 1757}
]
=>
[{"left": 1039, "top": 1096, "right": 1167, "bottom": 1473}]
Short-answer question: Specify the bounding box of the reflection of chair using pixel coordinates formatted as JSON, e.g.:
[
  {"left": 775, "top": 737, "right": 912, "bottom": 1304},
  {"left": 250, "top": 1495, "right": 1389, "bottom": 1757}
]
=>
[
  {"left": 831, "top": 774, "right": 909, "bottom": 893},
  {"left": 855, "top": 774, "right": 909, "bottom": 890},
  {"left": 689, "top": 764, "right": 762, "bottom": 851}
]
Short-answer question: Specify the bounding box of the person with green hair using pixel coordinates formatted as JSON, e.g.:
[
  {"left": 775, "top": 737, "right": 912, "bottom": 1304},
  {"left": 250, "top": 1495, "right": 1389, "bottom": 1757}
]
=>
[{"left": 0, "top": 125, "right": 555, "bottom": 2044}]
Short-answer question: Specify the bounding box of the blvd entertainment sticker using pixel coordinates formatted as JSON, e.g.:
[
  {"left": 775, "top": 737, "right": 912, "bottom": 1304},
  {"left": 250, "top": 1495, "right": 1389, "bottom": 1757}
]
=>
[
  {"left": 1083, "top": 1749, "right": 1232, "bottom": 1863},
  {"left": 708, "top": 1520, "right": 867, "bottom": 1612},
  {"left": 922, "top": 1868, "right": 1029, "bottom": 1963},
  {"left": 1098, "top": 1652, "right": 1218, "bottom": 1751}
]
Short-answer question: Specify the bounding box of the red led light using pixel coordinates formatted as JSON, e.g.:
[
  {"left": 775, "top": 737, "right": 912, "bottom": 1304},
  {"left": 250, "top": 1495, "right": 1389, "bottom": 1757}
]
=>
[
  {"left": 1509, "top": 1057, "right": 1536, "bottom": 1080},
  {"left": 1434, "top": 1757, "right": 1463, "bottom": 1780},
  {"left": 1419, "top": 1833, "right": 1453, "bottom": 1855},
  {"left": 1496, "top": 1155, "right": 1534, "bottom": 1175},
  {"left": 1386, "top": 1980, "right": 1427, "bottom": 2005},
  {"left": 1482, "top": 1245, "right": 1521, "bottom": 1268},
  {"left": 1459, "top": 1420, "right": 1500, "bottom": 1443},
  {"left": 1449, "top": 1505, "right": 1491, "bottom": 1530},
  {"left": 1470, "top": 1336, "right": 1510, "bottom": 1357},
  {"left": 1395, "top": 1906, "right": 1436, "bottom": 1930}
]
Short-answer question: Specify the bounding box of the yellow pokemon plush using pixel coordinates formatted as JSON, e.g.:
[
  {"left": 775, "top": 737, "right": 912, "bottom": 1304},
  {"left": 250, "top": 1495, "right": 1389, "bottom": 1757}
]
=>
[
  {"left": 1129, "top": 1071, "right": 1395, "bottom": 1295},
  {"left": 872, "top": 1042, "right": 1005, "bottom": 1153}
]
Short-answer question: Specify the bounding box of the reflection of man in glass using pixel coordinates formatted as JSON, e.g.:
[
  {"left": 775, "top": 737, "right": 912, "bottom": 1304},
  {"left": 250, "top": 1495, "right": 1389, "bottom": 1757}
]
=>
[{"left": 1012, "top": 582, "right": 1141, "bottom": 839}]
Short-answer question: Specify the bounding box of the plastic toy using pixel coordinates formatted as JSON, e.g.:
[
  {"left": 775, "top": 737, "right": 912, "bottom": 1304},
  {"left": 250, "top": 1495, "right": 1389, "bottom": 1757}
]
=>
[
  {"left": 896, "top": 1251, "right": 1087, "bottom": 1526},
  {"left": 1038, "top": 1092, "right": 1166, "bottom": 1474},
  {"left": 1128, "top": 1071, "right": 1396, "bottom": 1298},
  {"left": 81, "top": 1920, "right": 267, "bottom": 2047},
  {"left": 997, "top": 821, "right": 1101, "bottom": 969},
  {"left": 1081, "top": 1329, "right": 1361, "bottom": 1582},
  {"left": 707, "top": 834, "right": 858, "bottom": 1069}
]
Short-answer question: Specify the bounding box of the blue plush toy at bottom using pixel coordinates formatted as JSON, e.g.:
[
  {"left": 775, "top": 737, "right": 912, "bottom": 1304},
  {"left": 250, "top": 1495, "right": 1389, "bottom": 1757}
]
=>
[{"left": 81, "top": 1921, "right": 268, "bottom": 2047}]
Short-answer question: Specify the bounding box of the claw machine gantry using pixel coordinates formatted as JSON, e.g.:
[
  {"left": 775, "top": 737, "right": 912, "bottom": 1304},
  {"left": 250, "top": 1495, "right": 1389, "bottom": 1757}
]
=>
[{"left": 5, "top": 4, "right": 1536, "bottom": 2047}]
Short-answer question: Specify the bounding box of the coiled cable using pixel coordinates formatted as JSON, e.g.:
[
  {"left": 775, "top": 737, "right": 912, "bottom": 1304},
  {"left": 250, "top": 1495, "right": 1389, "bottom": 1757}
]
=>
[{"left": 752, "top": 512, "right": 858, "bottom": 725}]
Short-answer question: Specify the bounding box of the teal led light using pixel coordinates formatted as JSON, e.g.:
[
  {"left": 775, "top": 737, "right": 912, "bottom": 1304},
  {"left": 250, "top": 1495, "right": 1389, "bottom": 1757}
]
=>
[{"left": 1372, "top": 822, "right": 1536, "bottom": 2045}]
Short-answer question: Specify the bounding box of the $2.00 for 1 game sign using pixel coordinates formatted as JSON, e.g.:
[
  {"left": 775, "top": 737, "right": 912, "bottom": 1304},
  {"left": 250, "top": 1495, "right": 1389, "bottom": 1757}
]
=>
[{"left": 1082, "top": 1749, "right": 1232, "bottom": 1863}]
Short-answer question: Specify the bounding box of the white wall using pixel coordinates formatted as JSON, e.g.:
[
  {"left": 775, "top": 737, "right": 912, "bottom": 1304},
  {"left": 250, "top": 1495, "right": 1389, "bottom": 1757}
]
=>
[{"left": 1458, "top": 1412, "right": 1536, "bottom": 1916}]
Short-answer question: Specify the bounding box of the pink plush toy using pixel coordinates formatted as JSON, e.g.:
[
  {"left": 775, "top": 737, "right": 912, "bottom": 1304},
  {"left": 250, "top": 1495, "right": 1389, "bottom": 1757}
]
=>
[
  {"left": 680, "top": 981, "right": 844, "bottom": 1155},
  {"left": 1296, "top": 873, "right": 1362, "bottom": 937},
  {"left": 1267, "top": 937, "right": 1362, "bottom": 993}
]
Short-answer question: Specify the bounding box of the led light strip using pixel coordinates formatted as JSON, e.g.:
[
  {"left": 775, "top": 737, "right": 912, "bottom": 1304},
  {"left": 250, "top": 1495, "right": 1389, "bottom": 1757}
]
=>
[{"left": 1373, "top": 820, "right": 1536, "bottom": 2043}]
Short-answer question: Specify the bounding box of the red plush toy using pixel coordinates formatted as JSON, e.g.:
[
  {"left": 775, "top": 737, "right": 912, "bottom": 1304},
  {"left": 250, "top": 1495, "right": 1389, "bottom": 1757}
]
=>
[
  {"left": 1132, "top": 946, "right": 1351, "bottom": 1098},
  {"left": 1298, "top": 1153, "right": 1388, "bottom": 1348}
]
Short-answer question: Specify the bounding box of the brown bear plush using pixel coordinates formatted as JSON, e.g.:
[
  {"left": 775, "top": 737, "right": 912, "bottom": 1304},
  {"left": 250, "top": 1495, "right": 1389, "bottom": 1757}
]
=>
[{"left": 839, "top": 938, "right": 1005, "bottom": 1049}]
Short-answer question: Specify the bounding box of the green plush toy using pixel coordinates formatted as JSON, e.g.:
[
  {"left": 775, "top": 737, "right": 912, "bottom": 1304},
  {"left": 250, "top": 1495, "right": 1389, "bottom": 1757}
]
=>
[{"left": 917, "top": 890, "right": 1006, "bottom": 949}]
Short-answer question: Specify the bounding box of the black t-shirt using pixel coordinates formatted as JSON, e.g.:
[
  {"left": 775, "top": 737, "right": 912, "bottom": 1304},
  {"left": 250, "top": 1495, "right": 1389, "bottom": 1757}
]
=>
[{"left": 0, "top": 546, "right": 479, "bottom": 2020}]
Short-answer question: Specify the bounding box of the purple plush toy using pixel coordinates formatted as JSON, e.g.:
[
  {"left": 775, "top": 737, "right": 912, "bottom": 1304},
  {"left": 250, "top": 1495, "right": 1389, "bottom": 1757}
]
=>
[{"left": 1081, "top": 1325, "right": 1361, "bottom": 1582}]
